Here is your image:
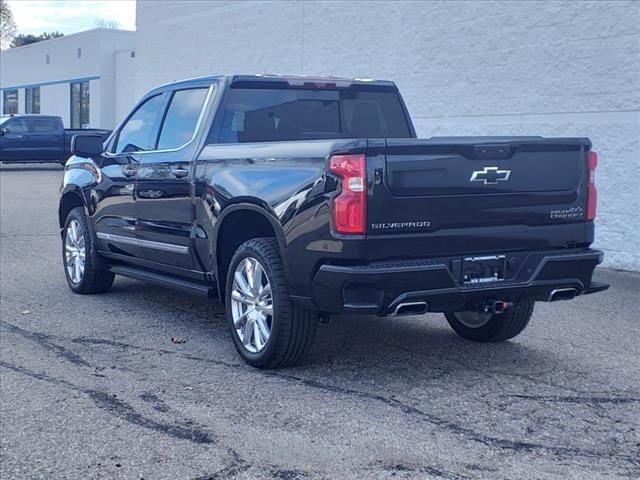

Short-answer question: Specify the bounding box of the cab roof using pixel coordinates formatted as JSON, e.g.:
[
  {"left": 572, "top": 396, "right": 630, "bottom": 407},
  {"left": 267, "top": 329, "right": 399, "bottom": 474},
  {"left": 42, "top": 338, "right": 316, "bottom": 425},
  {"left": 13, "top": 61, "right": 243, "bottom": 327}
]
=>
[{"left": 145, "top": 74, "right": 397, "bottom": 97}]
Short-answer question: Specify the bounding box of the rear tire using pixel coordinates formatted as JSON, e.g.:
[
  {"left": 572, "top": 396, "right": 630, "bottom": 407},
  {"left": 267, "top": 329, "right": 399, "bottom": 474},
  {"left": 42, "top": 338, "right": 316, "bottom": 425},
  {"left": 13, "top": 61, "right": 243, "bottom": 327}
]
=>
[
  {"left": 444, "top": 301, "right": 534, "bottom": 342},
  {"left": 62, "top": 207, "right": 114, "bottom": 294},
  {"left": 225, "top": 237, "right": 318, "bottom": 369}
]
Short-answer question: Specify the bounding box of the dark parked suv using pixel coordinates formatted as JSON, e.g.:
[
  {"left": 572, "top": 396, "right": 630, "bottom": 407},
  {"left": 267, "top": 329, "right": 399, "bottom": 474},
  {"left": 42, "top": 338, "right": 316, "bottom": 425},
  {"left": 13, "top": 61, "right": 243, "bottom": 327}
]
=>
[{"left": 59, "top": 74, "right": 608, "bottom": 368}]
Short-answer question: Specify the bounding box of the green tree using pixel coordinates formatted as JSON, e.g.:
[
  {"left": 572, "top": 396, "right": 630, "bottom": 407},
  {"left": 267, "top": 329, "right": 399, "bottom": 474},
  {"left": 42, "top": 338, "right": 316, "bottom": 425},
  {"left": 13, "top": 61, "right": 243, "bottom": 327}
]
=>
[
  {"left": 10, "top": 31, "right": 64, "bottom": 48},
  {"left": 0, "top": 0, "right": 17, "bottom": 50}
]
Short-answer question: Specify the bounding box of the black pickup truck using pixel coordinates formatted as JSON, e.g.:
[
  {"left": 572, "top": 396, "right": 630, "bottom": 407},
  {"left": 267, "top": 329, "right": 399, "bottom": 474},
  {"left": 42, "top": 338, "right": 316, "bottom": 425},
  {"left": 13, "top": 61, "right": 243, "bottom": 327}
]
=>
[
  {"left": 58, "top": 74, "right": 608, "bottom": 368},
  {"left": 0, "top": 114, "right": 110, "bottom": 165}
]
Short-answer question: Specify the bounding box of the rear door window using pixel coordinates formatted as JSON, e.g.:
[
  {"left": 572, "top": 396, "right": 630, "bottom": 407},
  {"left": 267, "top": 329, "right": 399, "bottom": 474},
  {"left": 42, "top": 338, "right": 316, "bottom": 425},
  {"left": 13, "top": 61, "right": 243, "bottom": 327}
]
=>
[
  {"left": 217, "top": 87, "right": 411, "bottom": 143},
  {"left": 30, "top": 117, "right": 58, "bottom": 133},
  {"left": 157, "top": 87, "right": 209, "bottom": 150}
]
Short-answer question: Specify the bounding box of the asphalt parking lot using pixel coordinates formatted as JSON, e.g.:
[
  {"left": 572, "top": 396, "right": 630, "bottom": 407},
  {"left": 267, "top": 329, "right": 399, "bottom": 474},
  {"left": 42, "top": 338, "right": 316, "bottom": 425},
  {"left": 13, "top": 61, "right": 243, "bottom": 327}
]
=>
[{"left": 1, "top": 164, "right": 639, "bottom": 480}]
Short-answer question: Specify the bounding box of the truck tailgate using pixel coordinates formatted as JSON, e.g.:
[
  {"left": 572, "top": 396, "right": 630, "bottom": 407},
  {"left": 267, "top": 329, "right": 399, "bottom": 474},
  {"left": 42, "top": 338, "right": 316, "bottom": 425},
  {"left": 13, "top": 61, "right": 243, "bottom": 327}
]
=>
[{"left": 366, "top": 137, "right": 592, "bottom": 257}]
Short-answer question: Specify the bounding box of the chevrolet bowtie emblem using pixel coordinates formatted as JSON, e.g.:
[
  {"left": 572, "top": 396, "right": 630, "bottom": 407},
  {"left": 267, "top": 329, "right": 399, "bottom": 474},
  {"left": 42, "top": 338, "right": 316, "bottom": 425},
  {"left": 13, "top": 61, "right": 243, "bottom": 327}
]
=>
[{"left": 470, "top": 166, "right": 511, "bottom": 185}]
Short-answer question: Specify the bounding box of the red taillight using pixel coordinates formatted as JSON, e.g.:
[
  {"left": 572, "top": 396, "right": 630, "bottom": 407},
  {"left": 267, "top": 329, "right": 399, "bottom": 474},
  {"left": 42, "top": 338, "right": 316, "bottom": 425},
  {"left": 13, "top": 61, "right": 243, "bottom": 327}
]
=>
[
  {"left": 329, "top": 154, "right": 366, "bottom": 234},
  {"left": 587, "top": 151, "right": 598, "bottom": 221}
]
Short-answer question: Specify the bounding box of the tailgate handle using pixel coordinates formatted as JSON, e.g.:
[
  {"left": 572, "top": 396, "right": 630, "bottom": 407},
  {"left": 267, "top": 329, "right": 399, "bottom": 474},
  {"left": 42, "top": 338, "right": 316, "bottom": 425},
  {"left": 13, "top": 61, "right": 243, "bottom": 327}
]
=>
[{"left": 473, "top": 144, "right": 510, "bottom": 159}]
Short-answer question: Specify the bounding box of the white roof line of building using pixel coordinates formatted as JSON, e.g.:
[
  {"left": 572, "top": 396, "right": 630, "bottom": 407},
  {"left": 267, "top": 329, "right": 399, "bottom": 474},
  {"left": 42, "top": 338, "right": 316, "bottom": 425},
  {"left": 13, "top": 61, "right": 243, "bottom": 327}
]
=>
[{"left": 1, "top": 28, "right": 135, "bottom": 53}]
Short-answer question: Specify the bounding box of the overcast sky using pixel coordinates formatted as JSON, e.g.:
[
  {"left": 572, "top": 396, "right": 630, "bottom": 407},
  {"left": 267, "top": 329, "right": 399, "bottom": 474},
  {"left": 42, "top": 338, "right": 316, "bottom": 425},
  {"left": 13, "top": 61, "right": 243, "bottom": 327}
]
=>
[{"left": 8, "top": 0, "right": 136, "bottom": 35}]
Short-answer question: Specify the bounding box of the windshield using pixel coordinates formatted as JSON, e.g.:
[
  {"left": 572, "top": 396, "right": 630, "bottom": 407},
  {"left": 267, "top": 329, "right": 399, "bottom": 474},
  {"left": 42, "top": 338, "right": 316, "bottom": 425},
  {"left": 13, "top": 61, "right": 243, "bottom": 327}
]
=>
[
  {"left": 0, "top": 116, "right": 11, "bottom": 126},
  {"left": 217, "top": 87, "right": 412, "bottom": 143}
]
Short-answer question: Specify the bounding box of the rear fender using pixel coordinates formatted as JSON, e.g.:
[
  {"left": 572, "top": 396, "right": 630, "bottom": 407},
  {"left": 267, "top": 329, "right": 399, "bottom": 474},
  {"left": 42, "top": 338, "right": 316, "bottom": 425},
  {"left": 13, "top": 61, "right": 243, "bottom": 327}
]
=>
[{"left": 212, "top": 202, "right": 289, "bottom": 298}]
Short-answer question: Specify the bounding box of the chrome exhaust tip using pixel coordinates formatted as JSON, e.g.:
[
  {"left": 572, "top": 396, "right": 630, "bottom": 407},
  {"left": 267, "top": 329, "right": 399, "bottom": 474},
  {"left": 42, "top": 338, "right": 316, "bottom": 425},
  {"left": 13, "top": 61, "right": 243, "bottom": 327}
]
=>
[
  {"left": 392, "top": 301, "right": 429, "bottom": 316},
  {"left": 548, "top": 288, "right": 578, "bottom": 302}
]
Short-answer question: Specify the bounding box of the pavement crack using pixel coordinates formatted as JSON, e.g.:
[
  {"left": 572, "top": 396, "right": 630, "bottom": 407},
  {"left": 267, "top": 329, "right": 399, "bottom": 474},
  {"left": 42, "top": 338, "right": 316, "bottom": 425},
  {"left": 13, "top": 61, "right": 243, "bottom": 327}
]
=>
[
  {"left": 444, "top": 355, "right": 631, "bottom": 398},
  {"left": 0, "top": 360, "right": 216, "bottom": 445},
  {"left": 365, "top": 336, "right": 621, "bottom": 398},
  {"left": 192, "top": 458, "right": 318, "bottom": 480},
  {"left": 85, "top": 389, "right": 214, "bottom": 444},
  {"left": 192, "top": 448, "right": 250, "bottom": 480},
  {"left": 139, "top": 391, "right": 171, "bottom": 413},
  {"left": 11, "top": 329, "right": 636, "bottom": 468},
  {"left": 373, "top": 461, "right": 469, "bottom": 480},
  {"left": 506, "top": 394, "right": 640, "bottom": 405},
  {"left": 264, "top": 371, "right": 640, "bottom": 465},
  {"left": 68, "top": 335, "right": 640, "bottom": 467},
  {"left": 1, "top": 320, "right": 92, "bottom": 368},
  {"left": 192, "top": 464, "right": 251, "bottom": 480}
]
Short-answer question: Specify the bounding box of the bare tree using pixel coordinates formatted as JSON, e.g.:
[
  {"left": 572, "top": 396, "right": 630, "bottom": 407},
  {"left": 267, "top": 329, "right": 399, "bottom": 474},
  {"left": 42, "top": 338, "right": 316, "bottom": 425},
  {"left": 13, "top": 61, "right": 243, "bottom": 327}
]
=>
[
  {"left": 0, "top": 0, "right": 17, "bottom": 50},
  {"left": 11, "top": 31, "right": 63, "bottom": 48},
  {"left": 94, "top": 17, "right": 120, "bottom": 29}
]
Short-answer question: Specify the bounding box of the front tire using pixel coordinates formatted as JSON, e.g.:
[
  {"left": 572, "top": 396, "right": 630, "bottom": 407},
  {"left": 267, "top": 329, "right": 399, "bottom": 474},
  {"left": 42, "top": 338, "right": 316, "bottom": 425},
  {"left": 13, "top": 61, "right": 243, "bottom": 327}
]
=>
[
  {"left": 225, "top": 237, "right": 318, "bottom": 369},
  {"left": 444, "top": 301, "right": 534, "bottom": 342},
  {"left": 62, "top": 207, "right": 114, "bottom": 294}
]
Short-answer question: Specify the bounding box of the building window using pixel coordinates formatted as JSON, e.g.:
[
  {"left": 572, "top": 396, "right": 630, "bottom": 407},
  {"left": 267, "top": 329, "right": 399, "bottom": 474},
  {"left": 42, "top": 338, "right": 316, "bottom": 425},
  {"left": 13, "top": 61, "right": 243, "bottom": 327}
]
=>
[
  {"left": 77, "top": 48, "right": 82, "bottom": 59},
  {"left": 70, "top": 81, "right": 90, "bottom": 128},
  {"left": 25, "top": 87, "right": 41, "bottom": 114},
  {"left": 2, "top": 90, "right": 18, "bottom": 114},
  {"left": 46, "top": 54, "right": 50, "bottom": 64}
]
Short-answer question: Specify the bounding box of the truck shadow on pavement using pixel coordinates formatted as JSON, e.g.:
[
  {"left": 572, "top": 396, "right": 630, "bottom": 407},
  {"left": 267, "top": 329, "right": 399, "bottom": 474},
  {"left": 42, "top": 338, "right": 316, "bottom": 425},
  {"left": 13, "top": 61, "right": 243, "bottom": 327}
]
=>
[{"left": 105, "top": 278, "right": 588, "bottom": 382}]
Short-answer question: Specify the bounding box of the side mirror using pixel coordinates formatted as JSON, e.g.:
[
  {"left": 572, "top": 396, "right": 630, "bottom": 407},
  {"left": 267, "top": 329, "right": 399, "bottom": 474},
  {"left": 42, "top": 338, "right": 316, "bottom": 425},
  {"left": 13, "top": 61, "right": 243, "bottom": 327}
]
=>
[
  {"left": 71, "top": 134, "right": 104, "bottom": 158},
  {"left": 0, "top": 127, "right": 7, "bottom": 135}
]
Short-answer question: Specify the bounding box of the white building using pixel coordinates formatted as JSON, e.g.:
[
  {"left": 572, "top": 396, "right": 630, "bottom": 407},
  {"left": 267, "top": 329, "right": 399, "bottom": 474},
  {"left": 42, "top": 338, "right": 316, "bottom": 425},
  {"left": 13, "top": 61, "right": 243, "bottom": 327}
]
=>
[
  {"left": 0, "top": 29, "right": 135, "bottom": 129},
  {"left": 133, "top": 0, "right": 640, "bottom": 271}
]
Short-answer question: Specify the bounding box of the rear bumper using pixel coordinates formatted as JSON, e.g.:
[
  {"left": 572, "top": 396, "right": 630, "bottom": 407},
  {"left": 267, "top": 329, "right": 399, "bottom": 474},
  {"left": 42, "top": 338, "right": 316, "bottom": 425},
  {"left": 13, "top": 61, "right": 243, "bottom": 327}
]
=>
[{"left": 310, "top": 248, "right": 607, "bottom": 315}]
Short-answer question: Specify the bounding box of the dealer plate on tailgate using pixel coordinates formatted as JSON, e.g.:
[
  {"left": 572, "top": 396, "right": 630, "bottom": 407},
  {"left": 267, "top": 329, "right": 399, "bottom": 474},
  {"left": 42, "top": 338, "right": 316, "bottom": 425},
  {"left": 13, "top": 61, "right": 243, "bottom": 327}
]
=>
[{"left": 462, "top": 255, "right": 505, "bottom": 285}]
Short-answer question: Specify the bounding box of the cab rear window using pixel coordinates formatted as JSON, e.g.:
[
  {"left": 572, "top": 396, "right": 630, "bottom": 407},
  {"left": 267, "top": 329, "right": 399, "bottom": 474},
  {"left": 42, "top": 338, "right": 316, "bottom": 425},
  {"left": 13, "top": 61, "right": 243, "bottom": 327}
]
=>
[{"left": 217, "top": 87, "right": 412, "bottom": 143}]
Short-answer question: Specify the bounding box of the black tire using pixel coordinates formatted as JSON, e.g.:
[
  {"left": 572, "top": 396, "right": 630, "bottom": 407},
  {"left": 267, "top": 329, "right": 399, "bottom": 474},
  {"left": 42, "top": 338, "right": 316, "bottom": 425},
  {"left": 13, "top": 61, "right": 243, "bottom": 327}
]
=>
[
  {"left": 62, "top": 206, "right": 114, "bottom": 294},
  {"left": 225, "top": 237, "right": 318, "bottom": 369},
  {"left": 444, "top": 301, "right": 534, "bottom": 342}
]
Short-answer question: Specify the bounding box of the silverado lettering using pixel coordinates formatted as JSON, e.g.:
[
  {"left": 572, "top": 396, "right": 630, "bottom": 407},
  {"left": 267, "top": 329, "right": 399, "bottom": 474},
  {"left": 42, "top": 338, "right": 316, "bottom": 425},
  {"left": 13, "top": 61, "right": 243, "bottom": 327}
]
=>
[{"left": 371, "top": 221, "right": 431, "bottom": 230}]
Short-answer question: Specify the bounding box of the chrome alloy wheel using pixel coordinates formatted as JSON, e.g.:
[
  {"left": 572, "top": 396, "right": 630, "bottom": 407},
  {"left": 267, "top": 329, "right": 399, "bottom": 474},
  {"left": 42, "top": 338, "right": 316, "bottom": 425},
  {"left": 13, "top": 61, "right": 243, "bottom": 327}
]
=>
[
  {"left": 65, "top": 219, "right": 86, "bottom": 284},
  {"left": 453, "top": 311, "right": 493, "bottom": 328},
  {"left": 230, "top": 257, "right": 273, "bottom": 353}
]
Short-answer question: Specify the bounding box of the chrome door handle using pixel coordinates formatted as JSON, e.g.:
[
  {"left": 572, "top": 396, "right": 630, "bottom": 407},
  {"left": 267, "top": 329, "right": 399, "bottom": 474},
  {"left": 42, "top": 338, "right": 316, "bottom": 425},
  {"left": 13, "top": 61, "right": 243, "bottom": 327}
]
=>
[
  {"left": 122, "top": 166, "right": 136, "bottom": 177},
  {"left": 171, "top": 166, "right": 189, "bottom": 178}
]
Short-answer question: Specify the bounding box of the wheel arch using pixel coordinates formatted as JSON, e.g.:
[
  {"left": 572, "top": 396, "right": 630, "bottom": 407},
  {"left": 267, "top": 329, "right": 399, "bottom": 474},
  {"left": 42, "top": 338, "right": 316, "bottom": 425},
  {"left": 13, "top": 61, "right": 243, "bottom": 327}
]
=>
[
  {"left": 213, "top": 202, "right": 288, "bottom": 301},
  {"left": 59, "top": 186, "right": 108, "bottom": 271},
  {"left": 59, "top": 187, "right": 88, "bottom": 231}
]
